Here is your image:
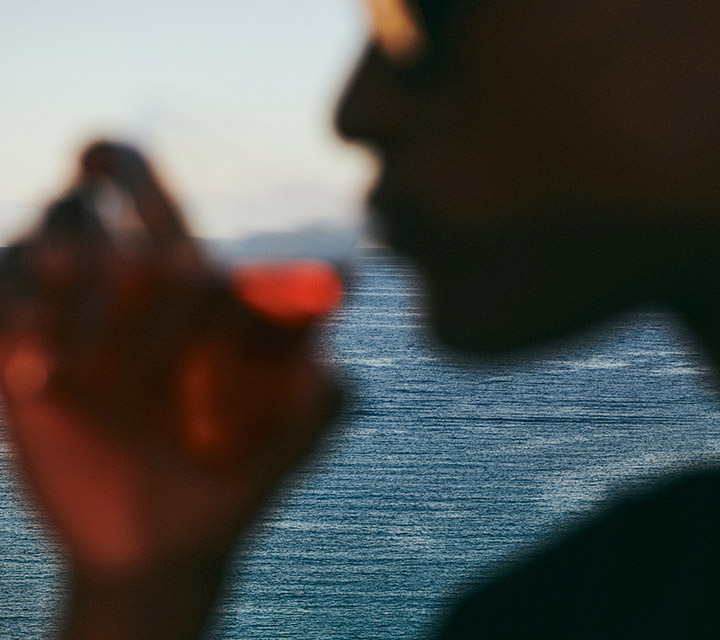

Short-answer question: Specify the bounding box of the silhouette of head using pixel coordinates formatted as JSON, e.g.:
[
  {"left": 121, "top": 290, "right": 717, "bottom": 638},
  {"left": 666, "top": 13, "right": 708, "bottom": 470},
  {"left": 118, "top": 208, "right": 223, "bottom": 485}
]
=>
[{"left": 338, "top": 0, "right": 720, "bottom": 352}]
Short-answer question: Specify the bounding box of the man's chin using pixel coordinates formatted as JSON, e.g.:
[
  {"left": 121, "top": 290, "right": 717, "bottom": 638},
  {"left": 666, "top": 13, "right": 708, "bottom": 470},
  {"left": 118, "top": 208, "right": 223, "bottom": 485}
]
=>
[
  {"left": 424, "top": 286, "right": 518, "bottom": 355},
  {"left": 422, "top": 265, "right": 590, "bottom": 357},
  {"left": 377, "top": 199, "right": 673, "bottom": 356},
  {"left": 374, "top": 226, "right": 525, "bottom": 354}
]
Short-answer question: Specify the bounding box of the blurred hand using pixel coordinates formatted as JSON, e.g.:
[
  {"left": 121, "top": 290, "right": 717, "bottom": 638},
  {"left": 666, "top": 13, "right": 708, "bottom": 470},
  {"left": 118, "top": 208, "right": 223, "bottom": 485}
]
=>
[
  {"left": 0, "top": 142, "right": 342, "bottom": 613},
  {"left": 0, "top": 257, "right": 339, "bottom": 578}
]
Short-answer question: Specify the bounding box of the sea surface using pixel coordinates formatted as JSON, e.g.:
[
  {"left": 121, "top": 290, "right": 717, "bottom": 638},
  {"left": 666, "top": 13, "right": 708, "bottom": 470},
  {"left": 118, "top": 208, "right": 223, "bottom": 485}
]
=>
[{"left": 2, "top": 248, "right": 720, "bottom": 639}]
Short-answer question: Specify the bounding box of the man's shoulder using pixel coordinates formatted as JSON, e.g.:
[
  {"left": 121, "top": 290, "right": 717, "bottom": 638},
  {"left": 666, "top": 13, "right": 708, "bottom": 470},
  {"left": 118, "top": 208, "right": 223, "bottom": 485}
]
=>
[{"left": 434, "top": 468, "right": 720, "bottom": 639}]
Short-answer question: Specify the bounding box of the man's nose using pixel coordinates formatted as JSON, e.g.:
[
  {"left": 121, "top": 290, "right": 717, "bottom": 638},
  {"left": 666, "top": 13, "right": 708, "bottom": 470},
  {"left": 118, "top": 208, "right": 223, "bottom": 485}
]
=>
[{"left": 335, "top": 46, "right": 415, "bottom": 147}]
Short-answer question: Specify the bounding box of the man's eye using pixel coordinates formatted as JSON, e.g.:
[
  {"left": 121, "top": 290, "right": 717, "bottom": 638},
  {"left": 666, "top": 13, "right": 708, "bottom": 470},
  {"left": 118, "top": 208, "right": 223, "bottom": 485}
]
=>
[{"left": 362, "top": 0, "right": 428, "bottom": 67}]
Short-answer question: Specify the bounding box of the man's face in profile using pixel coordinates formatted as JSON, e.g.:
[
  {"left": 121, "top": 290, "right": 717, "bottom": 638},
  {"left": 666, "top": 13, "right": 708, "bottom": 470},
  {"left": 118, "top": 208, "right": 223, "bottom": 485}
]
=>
[{"left": 338, "top": 0, "right": 720, "bottom": 352}]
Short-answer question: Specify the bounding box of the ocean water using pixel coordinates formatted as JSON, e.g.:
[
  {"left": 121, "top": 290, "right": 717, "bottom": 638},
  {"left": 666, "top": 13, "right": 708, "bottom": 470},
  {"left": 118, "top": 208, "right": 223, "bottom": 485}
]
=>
[{"left": 2, "top": 248, "right": 720, "bottom": 639}]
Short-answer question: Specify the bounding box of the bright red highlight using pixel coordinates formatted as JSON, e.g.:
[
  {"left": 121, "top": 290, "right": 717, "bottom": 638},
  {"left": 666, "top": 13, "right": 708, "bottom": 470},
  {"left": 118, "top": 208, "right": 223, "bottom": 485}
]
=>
[{"left": 232, "top": 261, "right": 344, "bottom": 325}]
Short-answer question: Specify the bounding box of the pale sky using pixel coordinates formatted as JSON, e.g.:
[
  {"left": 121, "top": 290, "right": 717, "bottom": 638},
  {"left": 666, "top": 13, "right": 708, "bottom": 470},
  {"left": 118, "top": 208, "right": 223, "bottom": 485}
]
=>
[{"left": 0, "top": 1, "right": 373, "bottom": 241}]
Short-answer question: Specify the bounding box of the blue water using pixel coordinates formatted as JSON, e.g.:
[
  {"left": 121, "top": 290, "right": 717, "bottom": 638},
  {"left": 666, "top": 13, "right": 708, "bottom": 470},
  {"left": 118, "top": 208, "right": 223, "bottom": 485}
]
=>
[{"left": 2, "top": 248, "right": 720, "bottom": 639}]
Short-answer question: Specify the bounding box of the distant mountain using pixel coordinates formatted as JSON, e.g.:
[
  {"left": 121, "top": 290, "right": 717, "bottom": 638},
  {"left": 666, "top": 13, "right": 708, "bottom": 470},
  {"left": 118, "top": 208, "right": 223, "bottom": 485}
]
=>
[{"left": 201, "top": 224, "right": 360, "bottom": 267}]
